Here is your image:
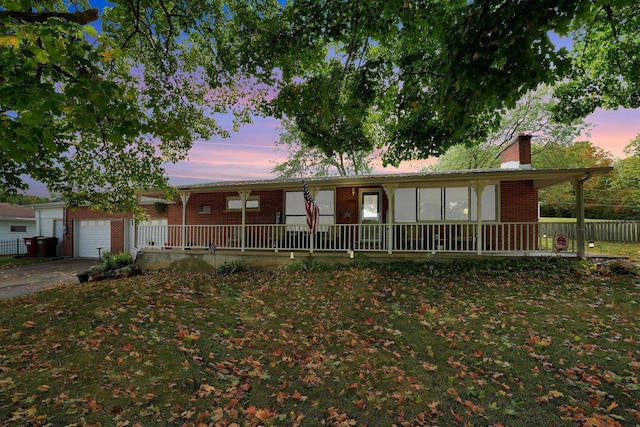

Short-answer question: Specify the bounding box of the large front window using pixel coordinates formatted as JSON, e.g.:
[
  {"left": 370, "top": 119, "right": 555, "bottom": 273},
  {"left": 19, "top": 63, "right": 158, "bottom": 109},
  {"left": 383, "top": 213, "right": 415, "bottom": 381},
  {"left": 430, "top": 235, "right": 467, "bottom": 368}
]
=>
[
  {"left": 285, "top": 190, "right": 335, "bottom": 228},
  {"left": 396, "top": 185, "right": 497, "bottom": 222}
]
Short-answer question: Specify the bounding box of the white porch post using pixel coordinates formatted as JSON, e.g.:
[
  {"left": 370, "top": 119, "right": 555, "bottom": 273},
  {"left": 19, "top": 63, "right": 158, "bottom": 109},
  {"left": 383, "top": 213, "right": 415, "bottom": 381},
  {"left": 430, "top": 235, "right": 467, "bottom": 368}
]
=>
[
  {"left": 574, "top": 175, "right": 589, "bottom": 259},
  {"left": 134, "top": 195, "right": 141, "bottom": 249},
  {"left": 472, "top": 181, "right": 487, "bottom": 255},
  {"left": 382, "top": 184, "right": 398, "bottom": 254},
  {"left": 308, "top": 186, "right": 319, "bottom": 254},
  {"left": 180, "top": 192, "right": 190, "bottom": 250},
  {"left": 238, "top": 190, "right": 250, "bottom": 252}
]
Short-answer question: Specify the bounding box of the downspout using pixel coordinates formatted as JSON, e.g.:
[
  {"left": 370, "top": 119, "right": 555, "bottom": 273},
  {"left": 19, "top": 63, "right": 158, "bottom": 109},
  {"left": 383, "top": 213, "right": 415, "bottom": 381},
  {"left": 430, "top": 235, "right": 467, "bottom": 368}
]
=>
[
  {"left": 35, "top": 208, "right": 42, "bottom": 236},
  {"left": 575, "top": 173, "right": 591, "bottom": 260},
  {"left": 63, "top": 204, "right": 69, "bottom": 257}
]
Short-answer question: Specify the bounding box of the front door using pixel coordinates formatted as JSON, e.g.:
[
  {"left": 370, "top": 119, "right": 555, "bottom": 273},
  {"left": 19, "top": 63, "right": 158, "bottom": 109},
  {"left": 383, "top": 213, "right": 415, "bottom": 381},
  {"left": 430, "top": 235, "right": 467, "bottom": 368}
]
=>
[{"left": 360, "top": 190, "right": 382, "bottom": 243}]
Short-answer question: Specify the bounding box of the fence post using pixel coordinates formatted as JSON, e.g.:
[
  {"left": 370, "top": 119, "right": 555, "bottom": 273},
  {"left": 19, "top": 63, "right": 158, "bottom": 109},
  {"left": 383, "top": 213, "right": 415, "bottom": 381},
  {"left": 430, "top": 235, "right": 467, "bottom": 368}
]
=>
[{"left": 16, "top": 238, "right": 19, "bottom": 256}]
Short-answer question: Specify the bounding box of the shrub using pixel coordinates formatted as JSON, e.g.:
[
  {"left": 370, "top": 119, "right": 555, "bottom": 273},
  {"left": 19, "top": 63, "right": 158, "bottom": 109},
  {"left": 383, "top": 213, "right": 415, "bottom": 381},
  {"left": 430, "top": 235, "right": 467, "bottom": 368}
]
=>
[
  {"left": 607, "top": 260, "right": 637, "bottom": 275},
  {"left": 91, "top": 251, "right": 135, "bottom": 276},
  {"left": 282, "top": 257, "right": 331, "bottom": 272},
  {"left": 216, "top": 260, "right": 242, "bottom": 276}
]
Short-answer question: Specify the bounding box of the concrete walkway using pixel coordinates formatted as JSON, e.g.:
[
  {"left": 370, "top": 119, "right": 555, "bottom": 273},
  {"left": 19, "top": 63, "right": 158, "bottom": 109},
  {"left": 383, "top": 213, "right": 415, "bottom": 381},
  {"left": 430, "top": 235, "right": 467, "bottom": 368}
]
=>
[{"left": 0, "top": 257, "right": 98, "bottom": 300}]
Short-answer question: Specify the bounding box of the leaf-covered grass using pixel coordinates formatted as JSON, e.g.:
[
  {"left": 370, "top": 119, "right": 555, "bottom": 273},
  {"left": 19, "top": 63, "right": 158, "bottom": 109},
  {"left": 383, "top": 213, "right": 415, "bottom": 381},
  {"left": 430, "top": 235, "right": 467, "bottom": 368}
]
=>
[
  {"left": 1, "top": 258, "right": 639, "bottom": 426},
  {"left": 0, "top": 256, "right": 46, "bottom": 268}
]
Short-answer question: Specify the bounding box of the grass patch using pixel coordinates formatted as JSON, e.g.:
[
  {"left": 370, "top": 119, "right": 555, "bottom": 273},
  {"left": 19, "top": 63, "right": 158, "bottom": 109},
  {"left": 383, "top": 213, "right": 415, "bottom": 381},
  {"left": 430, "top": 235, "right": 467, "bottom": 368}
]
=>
[
  {"left": 1, "top": 258, "right": 639, "bottom": 426},
  {"left": 0, "top": 256, "right": 47, "bottom": 268}
]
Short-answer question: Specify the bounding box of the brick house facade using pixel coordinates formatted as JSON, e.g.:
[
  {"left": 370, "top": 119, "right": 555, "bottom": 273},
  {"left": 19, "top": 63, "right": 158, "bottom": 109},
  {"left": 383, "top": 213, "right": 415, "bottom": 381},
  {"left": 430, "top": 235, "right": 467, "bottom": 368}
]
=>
[{"left": 45, "top": 134, "right": 610, "bottom": 261}]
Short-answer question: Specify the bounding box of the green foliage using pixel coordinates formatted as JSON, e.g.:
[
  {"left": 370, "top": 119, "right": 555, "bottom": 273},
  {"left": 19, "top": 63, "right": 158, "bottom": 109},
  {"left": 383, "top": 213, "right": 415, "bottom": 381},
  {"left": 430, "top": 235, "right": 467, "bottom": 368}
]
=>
[
  {"left": 553, "top": 2, "right": 640, "bottom": 122},
  {"left": 3, "top": 0, "right": 638, "bottom": 212},
  {"left": 215, "top": 260, "right": 242, "bottom": 276},
  {"left": 0, "top": 193, "right": 53, "bottom": 205},
  {"left": 282, "top": 257, "right": 331, "bottom": 272},
  {"left": 103, "top": 0, "right": 635, "bottom": 169},
  {"left": 90, "top": 251, "right": 133, "bottom": 275},
  {"left": 272, "top": 118, "right": 375, "bottom": 178},
  {"left": 606, "top": 259, "right": 638, "bottom": 276},
  {"left": 534, "top": 141, "right": 614, "bottom": 218},
  {"left": 428, "top": 85, "right": 592, "bottom": 172},
  {"left": 0, "top": 1, "right": 227, "bottom": 214}
]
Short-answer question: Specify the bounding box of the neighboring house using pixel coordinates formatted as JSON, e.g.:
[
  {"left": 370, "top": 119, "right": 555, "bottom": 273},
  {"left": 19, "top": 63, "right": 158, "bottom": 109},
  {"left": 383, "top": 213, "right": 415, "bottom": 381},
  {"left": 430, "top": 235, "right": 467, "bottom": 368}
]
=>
[
  {"left": 0, "top": 203, "right": 36, "bottom": 255},
  {"left": 131, "top": 134, "right": 612, "bottom": 269},
  {"left": 28, "top": 201, "right": 65, "bottom": 257},
  {"left": 30, "top": 198, "right": 170, "bottom": 259}
]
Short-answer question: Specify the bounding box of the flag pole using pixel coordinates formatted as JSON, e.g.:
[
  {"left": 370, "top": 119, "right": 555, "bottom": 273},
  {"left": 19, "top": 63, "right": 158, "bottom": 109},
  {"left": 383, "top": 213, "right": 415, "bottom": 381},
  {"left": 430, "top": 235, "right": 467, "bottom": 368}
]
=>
[{"left": 303, "top": 180, "right": 319, "bottom": 254}]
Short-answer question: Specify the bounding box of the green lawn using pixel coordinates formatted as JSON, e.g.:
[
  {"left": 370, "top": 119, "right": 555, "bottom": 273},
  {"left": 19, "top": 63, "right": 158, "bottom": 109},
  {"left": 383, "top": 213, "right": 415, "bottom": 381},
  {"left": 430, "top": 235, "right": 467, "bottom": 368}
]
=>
[
  {"left": 0, "top": 256, "right": 47, "bottom": 269},
  {"left": 540, "top": 218, "right": 640, "bottom": 261},
  {"left": 1, "top": 258, "right": 638, "bottom": 426}
]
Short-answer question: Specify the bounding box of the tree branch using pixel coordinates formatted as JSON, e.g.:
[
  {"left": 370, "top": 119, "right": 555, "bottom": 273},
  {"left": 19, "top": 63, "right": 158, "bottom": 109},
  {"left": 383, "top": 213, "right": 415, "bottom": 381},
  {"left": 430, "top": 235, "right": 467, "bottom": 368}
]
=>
[{"left": 0, "top": 9, "right": 99, "bottom": 25}]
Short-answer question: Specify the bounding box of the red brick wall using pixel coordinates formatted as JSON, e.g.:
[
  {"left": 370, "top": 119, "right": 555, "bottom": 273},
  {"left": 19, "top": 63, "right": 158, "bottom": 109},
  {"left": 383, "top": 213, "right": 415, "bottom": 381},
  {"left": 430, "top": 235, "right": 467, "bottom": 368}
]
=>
[
  {"left": 497, "top": 180, "right": 539, "bottom": 250},
  {"left": 169, "top": 187, "right": 390, "bottom": 227},
  {"left": 64, "top": 205, "right": 163, "bottom": 257},
  {"left": 169, "top": 190, "right": 284, "bottom": 226},
  {"left": 500, "top": 134, "right": 532, "bottom": 167},
  {"left": 500, "top": 181, "right": 538, "bottom": 222}
]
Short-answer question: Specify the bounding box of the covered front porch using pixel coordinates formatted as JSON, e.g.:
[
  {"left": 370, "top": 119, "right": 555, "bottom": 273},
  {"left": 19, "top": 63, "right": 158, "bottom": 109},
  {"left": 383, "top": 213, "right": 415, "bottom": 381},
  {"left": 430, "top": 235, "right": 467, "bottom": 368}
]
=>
[{"left": 136, "top": 221, "right": 580, "bottom": 256}]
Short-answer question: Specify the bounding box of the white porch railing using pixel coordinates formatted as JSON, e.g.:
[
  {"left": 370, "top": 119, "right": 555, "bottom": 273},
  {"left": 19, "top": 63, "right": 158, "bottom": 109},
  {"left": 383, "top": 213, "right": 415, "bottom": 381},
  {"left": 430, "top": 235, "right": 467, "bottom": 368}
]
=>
[{"left": 136, "top": 222, "right": 579, "bottom": 255}]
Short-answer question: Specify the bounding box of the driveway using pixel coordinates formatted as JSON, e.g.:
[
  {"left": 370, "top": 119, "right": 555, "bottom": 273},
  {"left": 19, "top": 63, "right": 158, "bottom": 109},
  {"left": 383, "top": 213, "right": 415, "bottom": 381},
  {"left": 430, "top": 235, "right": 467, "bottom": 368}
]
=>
[{"left": 0, "top": 258, "right": 98, "bottom": 300}]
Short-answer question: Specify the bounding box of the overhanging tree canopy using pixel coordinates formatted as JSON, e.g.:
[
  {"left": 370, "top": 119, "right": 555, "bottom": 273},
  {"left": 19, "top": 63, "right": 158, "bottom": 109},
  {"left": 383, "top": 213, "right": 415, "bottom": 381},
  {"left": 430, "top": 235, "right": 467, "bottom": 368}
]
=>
[
  {"left": 103, "top": 0, "right": 637, "bottom": 164},
  {"left": 2, "top": 0, "right": 637, "bottom": 213}
]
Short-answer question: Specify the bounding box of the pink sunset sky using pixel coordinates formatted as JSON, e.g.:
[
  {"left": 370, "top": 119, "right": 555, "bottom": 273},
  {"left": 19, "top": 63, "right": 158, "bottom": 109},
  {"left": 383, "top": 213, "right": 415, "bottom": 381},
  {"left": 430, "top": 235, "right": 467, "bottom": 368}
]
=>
[
  {"left": 20, "top": 106, "right": 639, "bottom": 197},
  {"left": 163, "top": 107, "right": 640, "bottom": 187}
]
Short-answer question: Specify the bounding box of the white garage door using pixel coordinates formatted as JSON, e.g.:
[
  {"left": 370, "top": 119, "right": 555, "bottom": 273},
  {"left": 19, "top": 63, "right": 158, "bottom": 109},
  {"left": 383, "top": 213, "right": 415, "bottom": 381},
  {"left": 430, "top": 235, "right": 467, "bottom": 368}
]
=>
[{"left": 76, "top": 220, "right": 111, "bottom": 258}]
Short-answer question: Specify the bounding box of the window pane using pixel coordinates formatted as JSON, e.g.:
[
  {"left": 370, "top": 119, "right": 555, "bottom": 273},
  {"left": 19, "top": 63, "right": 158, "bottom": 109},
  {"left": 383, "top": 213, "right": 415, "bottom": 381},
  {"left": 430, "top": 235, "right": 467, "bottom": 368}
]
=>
[
  {"left": 362, "top": 194, "right": 379, "bottom": 220},
  {"left": 285, "top": 191, "right": 305, "bottom": 215},
  {"left": 227, "top": 199, "right": 242, "bottom": 210},
  {"left": 444, "top": 187, "right": 469, "bottom": 220},
  {"left": 418, "top": 188, "right": 441, "bottom": 221},
  {"left": 395, "top": 188, "right": 416, "bottom": 222},
  {"left": 286, "top": 190, "right": 334, "bottom": 223},
  {"left": 315, "top": 190, "right": 335, "bottom": 215},
  {"left": 470, "top": 185, "right": 497, "bottom": 221},
  {"left": 246, "top": 199, "right": 259, "bottom": 209}
]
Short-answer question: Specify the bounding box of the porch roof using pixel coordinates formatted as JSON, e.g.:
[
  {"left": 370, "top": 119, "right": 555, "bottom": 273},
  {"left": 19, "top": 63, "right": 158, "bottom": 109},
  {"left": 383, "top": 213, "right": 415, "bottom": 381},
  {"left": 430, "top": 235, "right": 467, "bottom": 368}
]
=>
[{"left": 137, "top": 166, "right": 613, "bottom": 198}]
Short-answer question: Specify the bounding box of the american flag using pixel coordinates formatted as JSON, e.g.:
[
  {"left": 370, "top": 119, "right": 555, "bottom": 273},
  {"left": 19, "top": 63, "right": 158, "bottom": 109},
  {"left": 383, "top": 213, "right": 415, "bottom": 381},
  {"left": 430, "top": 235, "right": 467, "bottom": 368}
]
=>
[{"left": 303, "top": 180, "right": 320, "bottom": 234}]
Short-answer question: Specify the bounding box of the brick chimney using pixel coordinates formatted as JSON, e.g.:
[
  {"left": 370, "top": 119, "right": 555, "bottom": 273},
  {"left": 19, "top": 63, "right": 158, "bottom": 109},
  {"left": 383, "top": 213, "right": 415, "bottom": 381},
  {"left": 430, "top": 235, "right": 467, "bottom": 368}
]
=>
[{"left": 500, "top": 133, "right": 532, "bottom": 169}]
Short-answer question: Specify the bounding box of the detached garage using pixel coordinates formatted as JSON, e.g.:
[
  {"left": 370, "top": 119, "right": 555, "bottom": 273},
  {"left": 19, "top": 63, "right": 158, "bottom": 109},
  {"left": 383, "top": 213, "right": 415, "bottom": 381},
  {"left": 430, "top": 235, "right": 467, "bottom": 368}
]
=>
[{"left": 75, "top": 220, "right": 111, "bottom": 258}]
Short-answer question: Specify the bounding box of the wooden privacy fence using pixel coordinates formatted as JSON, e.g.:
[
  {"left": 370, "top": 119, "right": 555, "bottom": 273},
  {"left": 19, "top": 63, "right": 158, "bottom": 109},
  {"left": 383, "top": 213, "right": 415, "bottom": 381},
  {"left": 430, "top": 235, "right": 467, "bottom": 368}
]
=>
[{"left": 585, "top": 220, "right": 640, "bottom": 243}]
